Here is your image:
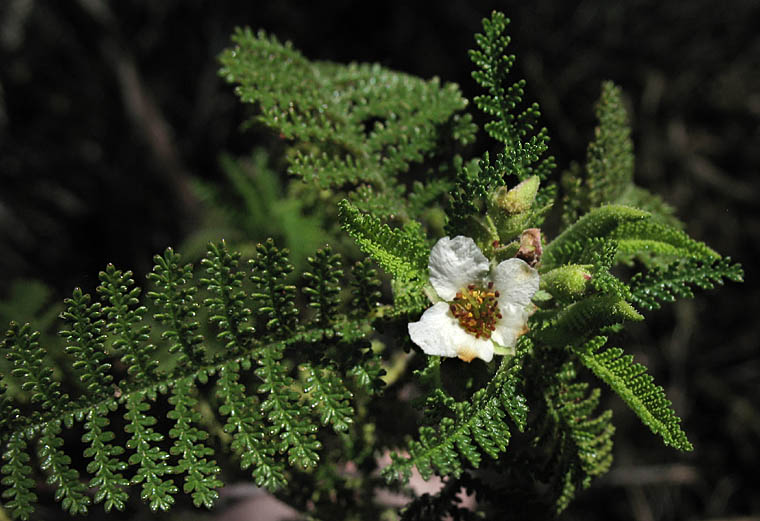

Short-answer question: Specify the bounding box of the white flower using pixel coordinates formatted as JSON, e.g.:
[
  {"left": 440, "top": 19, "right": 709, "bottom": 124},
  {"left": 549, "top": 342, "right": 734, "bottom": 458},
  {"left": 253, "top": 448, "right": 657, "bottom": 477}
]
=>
[{"left": 408, "top": 236, "right": 539, "bottom": 363}]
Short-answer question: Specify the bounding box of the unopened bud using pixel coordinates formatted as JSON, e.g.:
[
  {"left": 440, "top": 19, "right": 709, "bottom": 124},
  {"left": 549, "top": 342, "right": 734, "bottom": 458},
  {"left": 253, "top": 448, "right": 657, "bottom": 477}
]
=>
[
  {"left": 491, "top": 176, "right": 540, "bottom": 215},
  {"left": 540, "top": 264, "right": 592, "bottom": 300}
]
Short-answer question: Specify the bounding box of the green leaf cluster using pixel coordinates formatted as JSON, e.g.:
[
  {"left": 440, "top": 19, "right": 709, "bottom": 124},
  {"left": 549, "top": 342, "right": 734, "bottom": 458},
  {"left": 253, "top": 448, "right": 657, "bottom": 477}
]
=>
[
  {"left": 0, "top": 241, "right": 383, "bottom": 519},
  {"left": 376, "top": 13, "right": 741, "bottom": 518},
  {"left": 383, "top": 347, "right": 528, "bottom": 485},
  {"left": 220, "top": 28, "right": 475, "bottom": 222},
  {"left": 0, "top": 10, "right": 744, "bottom": 521}
]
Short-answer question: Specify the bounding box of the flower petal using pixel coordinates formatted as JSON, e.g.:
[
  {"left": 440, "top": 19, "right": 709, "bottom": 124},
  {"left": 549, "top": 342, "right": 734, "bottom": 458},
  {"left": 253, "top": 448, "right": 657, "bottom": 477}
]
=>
[
  {"left": 491, "top": 302, "right": 530, "bottom": 349},
  {"left": 491, "top": 258, "right": 539, "bottom": 307},
  {"left": 428, "top": 236, "right": 490, "bottom": 300},
  {"left": 408, "top": 302, "right": 494, "bottom": 362}
]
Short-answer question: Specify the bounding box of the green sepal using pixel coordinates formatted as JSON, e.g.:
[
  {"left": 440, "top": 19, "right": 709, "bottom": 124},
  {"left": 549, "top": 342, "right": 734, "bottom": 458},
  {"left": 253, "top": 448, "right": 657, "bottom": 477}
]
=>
[{"left": 540, "top": 265, "right": 593, "bottom": 302}]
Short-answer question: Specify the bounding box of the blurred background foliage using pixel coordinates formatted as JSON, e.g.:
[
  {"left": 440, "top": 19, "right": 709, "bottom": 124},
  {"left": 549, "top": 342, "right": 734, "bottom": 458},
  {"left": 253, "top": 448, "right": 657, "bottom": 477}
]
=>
[{"left": 0, "top": 1, "right": 757, "bottom": 520}]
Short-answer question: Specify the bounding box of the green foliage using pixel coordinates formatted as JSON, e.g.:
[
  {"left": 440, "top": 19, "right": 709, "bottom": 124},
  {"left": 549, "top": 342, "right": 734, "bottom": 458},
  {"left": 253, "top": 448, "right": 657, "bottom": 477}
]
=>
[
  {"left": 349, "top": 260, "right": 382, "bottom": 317},
  {"left": 1, "top": 434, "right": 35, "bottom": 521},
  {"left": 186, "top": 150, "right": 330, "bottom": 271},
  {"left": 561, "top": 82, "right": 633, "bottom": 226},
  {"left": 220, "top": 28, "right": 474, "bottom": 220},
  {"left": 249, "top": 238, "right": 300, "bottom": 336},
  {"left": 338, "top": 200, "right": 429, "bottom": 310},
  {"left": 216, "top": 358, "right": 284, "bottom": 490},
  {"left": 147, "top": 248, "right": 205, "bottom": 367},
  {"left": 303, "top": 246, "right": 343, "bottom": 328},
  {"left": 445, "top": 11, "right": 557, "bottom": 241},
  {"left": 82, "top": 402, "right": 128, "bottom": 512},
  {"left": 559, "top": 80, "right": 686, "bottom": 233},
  {"left": 630, "top": 256, "right": 743, "bottom": 311},
  {"left": 610, "top": 218, "right": 719, "bottom": 263},
  {"left": 256, "top": 341, "right": 321, "bottom": 471},
  {"left": 617, "top": 185, "right": 683, "bottom": 228},
  {"left": 301, "top": 363, "right": 354, "bottom": 433},
  {"left": 573, "top": 336, "right": 692, "bottom": 451},
  {"left": 124, "top": 390, "right": 176, "bottom": 512},
  {"left": 383, "top": 343, "right": 528, "bottom": 484},
  {"left": 544, "top": 203, "right": 718, "bottom": 273},
  {"left": 543, "top": 204, "right": 649, "bottom": 268},
  {"left": 60, "top": 289, "right": 112, "bottom": 396},
  {"left": 98, "top": 265, "right": 158, "bottom": 385},
  {"left": 38, "top": 419, "right": 91, "bottom": 514},
  {"left": 2, "top": 322, "right": 64, "bottom": 411},
  {"left": 0, "top": 241, "right": 386, "bottom": 518},
  {"left": 0, "top": 10, "right": 744, "bottom": 521},
  {"left": 536, "top": 294, "right": 643, "bottom": 346},
  {"left": 167, "top": 377, "right": 222, "bottom": 508},
  {"left": 469, "top": 12, "right": 554, "bottom": 182},
  {"left": 201, "top": 241, "right": 254, "bottom": 355},
  {"left": 537, "top": 360, "right": 615, "bottom": 514}
]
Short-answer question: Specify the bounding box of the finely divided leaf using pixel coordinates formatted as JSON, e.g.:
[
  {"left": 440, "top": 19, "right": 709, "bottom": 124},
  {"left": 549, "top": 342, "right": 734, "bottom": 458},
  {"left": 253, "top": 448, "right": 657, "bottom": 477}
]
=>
[
  {"left": 338, "top": 200, "right": 428, "bottom": 284},
  {"left": 573, "top": 336, "right": 693, "bottom": 451}
]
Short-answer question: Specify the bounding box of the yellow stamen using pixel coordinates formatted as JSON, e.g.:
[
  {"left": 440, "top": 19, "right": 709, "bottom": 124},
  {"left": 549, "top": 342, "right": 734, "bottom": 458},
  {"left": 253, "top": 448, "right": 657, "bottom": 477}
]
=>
[{"left": 449, "top": 281, "right": 501, "bottom": 339}]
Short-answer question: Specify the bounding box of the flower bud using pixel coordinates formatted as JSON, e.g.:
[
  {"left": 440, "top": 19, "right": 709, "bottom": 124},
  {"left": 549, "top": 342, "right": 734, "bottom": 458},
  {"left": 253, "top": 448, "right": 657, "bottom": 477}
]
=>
[
  {"left": 540, "top": 264, "right": 593, "bottom": 300},
  {"left": 490, "top": 176, "right": 540, "bottom": 215}
]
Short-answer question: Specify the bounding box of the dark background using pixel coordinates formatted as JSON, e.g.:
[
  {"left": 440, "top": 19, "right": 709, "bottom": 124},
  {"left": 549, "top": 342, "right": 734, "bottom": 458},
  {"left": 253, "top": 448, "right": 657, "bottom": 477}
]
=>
[{"left": 1, "top": 1, "right": 758, "bottom": 520}]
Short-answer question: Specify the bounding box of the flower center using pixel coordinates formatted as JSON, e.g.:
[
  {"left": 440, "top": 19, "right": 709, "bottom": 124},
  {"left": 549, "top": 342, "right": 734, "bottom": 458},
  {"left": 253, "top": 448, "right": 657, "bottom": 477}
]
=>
[{"left": 449, "top": 282, "right": 502, "bottom": 339}]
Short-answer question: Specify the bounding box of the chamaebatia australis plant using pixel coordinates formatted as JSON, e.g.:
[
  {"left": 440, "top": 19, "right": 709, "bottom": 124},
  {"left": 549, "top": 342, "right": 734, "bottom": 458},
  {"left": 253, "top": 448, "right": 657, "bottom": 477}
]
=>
[{"left": 0, "top": 11, "right": 743, "bottom": 520}]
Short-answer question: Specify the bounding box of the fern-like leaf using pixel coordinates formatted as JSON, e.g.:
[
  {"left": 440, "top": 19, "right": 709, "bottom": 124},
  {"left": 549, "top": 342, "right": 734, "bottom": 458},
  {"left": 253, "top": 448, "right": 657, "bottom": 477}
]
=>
[
  {"left": 97, "top": 265, "right": 157, "bottom": 384},
  {"left": 536, "top": 294, "right": 643, "bottom": 346},
  {"left": 124, "top": 391, "right": 177, "bottom": 512},
  {"left": 167, "top": 376, "right": 222, "bottom": 508},
  {"left": 38, "top": 419, "right": 91, "bottom": 515},
  {"left": 249, "top": 239, "right": 299, "bottom": 337},
  {"left": 147, "top": 248, "right": 205, "bottom": 367},
  {"left": 470, "top": 12, "right": 553, "bottom": 182},
  {"left": 338, "top": 200, "right": 428, "bottom": 286},
  {"left": 59, "top": 288, "right": 112, "bottom": 396},
  {"left": 610, "top": 218, "right": 719, "bottom": 263},
  {"left": 384, "top": 352, "right": 527, "bottom": 484},
  {"left": 349, "top": 260, "right": 382, "bottom": 318},
  {"left": 201, "top": 241, "right": 254, "bottom": 354},
  {"left": 617, "top": 185, "right": 683, "bottom": 229},
  {"left": 82, "top": 401, "right": 129, "bottom": 512},
  {"left": 0, "top": 382, "right": 19, "bottom": 437},
  {"left": 537, "top": 360, "right": 614, "bottom": 514},
  {"left": 2, "top": 322, "right": 64, "bottom": 411},
  {"left": 543, "top": 205, "right": 649, "bottom": 269},
  {"left": 560, "top": 81, "right": 634, "bottom": 227},
  {"left": 1, "top": 433, "right": 36, "bottom": 520},
  {"left": 256, "top": 342, "right": 321, "bottom": 471},
  {"left": 586, "top": 82, "right": 634, "bottom": 198},
  {"left": 630, "top": 257, "right": 743, "bottom": 311},
  {"left": 301, "top": 364, "right": 354, "bottom": 433},
  {"left": 303, "top": 246, "right": 343, "bottom": 328},
  {"left": 216, "top": 359, "right": 285, "bottom": 490},
  {"left": 573, "top": 336, "right": 692, "bottom": 451},
  {"left": 219, "top": 27, "right": 471, "bottom": 217}
]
